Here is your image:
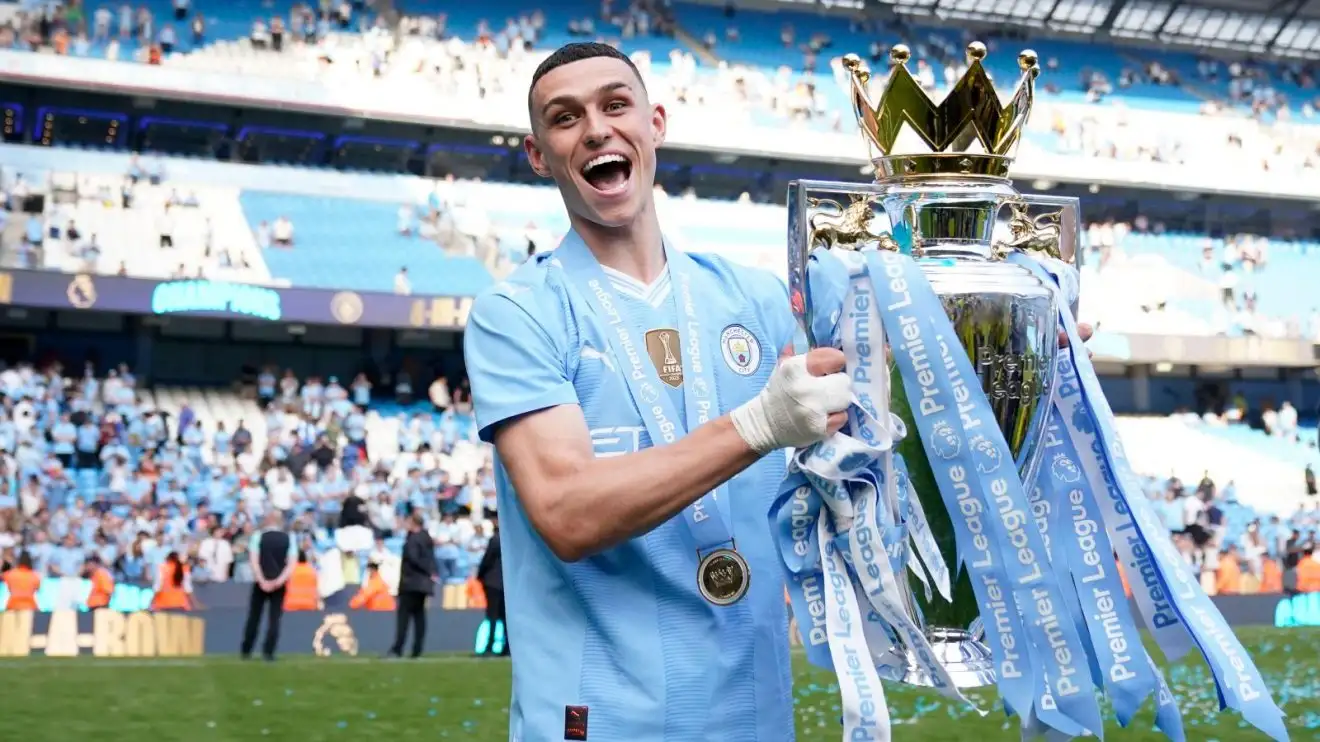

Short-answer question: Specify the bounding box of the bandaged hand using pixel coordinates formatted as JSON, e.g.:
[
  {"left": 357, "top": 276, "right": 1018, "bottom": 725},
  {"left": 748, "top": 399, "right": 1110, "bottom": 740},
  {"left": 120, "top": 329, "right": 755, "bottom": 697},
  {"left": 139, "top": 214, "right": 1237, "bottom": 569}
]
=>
[{"left": 730, "top": 348, "right": 852, "bottom": 455}]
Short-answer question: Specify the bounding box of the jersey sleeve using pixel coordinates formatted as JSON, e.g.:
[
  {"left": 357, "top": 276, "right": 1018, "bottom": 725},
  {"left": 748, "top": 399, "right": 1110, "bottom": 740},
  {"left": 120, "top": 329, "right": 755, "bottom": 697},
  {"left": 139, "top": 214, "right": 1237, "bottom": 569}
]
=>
[{"left": 464, "top": 291, "right": 578, "bottom": 443}]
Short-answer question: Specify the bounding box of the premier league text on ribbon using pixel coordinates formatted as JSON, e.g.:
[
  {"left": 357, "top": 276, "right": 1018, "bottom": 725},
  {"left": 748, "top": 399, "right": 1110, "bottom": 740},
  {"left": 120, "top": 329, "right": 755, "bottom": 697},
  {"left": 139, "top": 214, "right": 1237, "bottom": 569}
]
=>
[{"left": 772, "top": 37, "right": 1289, "bottom": 742}]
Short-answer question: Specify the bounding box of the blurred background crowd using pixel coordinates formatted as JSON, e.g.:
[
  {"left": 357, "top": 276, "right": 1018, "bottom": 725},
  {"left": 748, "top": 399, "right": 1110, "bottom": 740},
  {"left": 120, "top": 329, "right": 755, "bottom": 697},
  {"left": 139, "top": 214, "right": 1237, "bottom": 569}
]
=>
[{"left": 0, "top": 0, "right": 1317, "bottom": 609}]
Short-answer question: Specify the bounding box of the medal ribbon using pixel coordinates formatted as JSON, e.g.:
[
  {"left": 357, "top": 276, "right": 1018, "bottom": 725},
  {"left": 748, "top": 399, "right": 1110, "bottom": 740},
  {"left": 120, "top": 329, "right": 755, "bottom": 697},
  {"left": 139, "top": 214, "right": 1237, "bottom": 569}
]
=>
[
  {"left": 555, "top": 233, "right": 736, "bottom": 561},
  {"left": 1011, "top": 252, "right": 1287, "bottom": 742}
]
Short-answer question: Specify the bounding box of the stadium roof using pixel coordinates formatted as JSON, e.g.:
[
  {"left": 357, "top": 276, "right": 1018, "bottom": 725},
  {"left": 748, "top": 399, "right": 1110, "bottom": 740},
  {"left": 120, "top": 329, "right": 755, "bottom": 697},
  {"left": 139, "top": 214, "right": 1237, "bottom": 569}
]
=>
[{"left": 862, "top": 0, "right": 1320, "bottom": 58}]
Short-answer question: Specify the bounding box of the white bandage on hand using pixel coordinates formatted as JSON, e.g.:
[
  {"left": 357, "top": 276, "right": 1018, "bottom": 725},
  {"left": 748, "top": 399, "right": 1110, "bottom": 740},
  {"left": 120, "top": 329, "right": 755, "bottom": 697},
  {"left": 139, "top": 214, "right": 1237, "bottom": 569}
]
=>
[{"left": 730, "top": 354, "right": 853, "bottom": 455}]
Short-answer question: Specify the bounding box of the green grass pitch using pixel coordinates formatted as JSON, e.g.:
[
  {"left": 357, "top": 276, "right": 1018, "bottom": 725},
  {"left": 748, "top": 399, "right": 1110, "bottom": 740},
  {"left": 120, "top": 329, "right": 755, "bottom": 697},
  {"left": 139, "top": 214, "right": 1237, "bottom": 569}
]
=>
[{"left": 2, "top": 627, "right": 1317, "bottom": 741}]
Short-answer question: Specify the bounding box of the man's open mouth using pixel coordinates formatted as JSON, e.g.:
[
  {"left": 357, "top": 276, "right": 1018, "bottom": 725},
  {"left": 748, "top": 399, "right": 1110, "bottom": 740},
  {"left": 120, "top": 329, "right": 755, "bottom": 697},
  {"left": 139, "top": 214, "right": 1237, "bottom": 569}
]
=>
[{"left": 581, "top": 153, "right": 633, "bottom": 194}]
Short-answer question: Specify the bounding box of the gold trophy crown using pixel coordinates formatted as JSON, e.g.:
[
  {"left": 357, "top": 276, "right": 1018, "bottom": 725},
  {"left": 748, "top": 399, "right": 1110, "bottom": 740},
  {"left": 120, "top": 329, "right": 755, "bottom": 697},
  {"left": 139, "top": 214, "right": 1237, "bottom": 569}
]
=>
[{"left": 843, "top": 42, "right": 1040, "bottom": 181}]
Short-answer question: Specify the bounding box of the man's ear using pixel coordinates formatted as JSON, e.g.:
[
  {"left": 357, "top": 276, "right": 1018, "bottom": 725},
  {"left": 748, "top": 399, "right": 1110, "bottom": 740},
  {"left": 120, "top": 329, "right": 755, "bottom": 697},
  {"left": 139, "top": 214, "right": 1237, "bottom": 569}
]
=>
[
  {"left": 524, "top": 134, "right": 551, "bottom": 178},
  {"left": 651, "top": 103, "right": 667, "bottom": 148}
]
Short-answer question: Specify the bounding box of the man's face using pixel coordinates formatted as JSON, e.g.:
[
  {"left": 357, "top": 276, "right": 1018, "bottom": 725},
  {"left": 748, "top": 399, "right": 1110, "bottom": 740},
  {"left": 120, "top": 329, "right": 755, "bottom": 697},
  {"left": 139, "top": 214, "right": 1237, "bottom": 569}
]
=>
[{"left": 525, "top": 57, "right": 665, "bottom": 229}]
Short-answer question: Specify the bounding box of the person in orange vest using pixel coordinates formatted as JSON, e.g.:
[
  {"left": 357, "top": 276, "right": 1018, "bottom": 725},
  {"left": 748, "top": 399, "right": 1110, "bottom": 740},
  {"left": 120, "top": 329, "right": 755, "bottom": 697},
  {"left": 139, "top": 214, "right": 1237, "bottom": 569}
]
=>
[
  {"left": 3, "top": 551, "right": 41, "bottom": 611},
  {"left": 1215, "top": 545, "right": 1243, "bottom": 596},
  {"left": 1260, "top": 557, "right": 1284, "bottom": 594},
  {"left": 283, "top": 552, "right": 322, "bottom": 612},
  {"left": 83, "top": 555, "right": 115, "bottom": 610},
  {"left": 150, "top": 552, "right": 194, "bottom": 611},
  {"left": 349, "top": 562, "right": 396, "bottom": 611},
  {"left": 1297, "top": 546, "right": 1320, "bottom": 594}
]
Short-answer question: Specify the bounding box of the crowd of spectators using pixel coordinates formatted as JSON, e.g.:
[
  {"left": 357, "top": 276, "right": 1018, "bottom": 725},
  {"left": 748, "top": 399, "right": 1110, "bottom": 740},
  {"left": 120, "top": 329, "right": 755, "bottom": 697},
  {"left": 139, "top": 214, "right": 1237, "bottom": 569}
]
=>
[
  {"left": 1080, "top": 214, "right": 1320, "bottom": 341},
  {"left": 2, "top": 356, "right": 1319, "bottom": 608},
  {"left": 3, "top": 0, "right": 1315, "bottom": 180},
  {"left": 1141, "top": 469, "right": 1320, "bottom": 596},
  {"left": 0, "top": 359, "right": 497, "bottom": 603}
]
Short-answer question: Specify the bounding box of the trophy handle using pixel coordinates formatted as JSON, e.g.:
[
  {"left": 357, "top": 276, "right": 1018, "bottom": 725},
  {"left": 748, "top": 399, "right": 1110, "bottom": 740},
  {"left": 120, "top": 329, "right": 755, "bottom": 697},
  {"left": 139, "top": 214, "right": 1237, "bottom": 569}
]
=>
[{"left": 992, "top": 193, "right": 1082, "bottom": 318}]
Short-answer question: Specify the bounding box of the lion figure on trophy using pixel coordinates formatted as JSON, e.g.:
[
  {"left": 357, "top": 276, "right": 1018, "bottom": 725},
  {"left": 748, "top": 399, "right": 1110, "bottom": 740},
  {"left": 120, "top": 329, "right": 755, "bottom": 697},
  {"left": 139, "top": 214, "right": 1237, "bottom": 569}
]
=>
[
  {"left": 992, "top": 199, "right": 1065, "bottom": 260},
  {"left": 806, "top": 195, "right": 878, "bottom": 251}
]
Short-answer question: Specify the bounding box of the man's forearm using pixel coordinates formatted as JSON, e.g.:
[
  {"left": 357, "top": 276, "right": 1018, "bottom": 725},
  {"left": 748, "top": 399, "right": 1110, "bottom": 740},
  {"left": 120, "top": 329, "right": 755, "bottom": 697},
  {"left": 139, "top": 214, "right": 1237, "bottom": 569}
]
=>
[
  {"left": 273, "top": 564, "right": 295, "bottom": 587},
  {"left": 537, "top": 415, "right": 762, "bottom": 562}
]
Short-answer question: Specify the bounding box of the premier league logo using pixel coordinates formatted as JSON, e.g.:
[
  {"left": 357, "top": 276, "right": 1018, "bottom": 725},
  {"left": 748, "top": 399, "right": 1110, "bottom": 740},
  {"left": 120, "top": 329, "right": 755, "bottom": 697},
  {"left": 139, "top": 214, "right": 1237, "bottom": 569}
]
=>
[
  {"left": 639, "top": 382, "right": 660, "bottom": 404},
  {"left": 929, "top": 420, "right": 961, "bottom": 460},
  {"left": 720, "top": 324, "right": 762, "bottom": 376},
  {"left": 1051, "top": 452, "right": 1082, "bottom": 483},
  {"left": 838, "top": 451, "right": 871, "bottom": 475},
  {"left": 969, "top": 435, "right": 1002, "bottom": 475},
  {"left": 1071, "top": 406, "right": 1096, "bottom": 435}
]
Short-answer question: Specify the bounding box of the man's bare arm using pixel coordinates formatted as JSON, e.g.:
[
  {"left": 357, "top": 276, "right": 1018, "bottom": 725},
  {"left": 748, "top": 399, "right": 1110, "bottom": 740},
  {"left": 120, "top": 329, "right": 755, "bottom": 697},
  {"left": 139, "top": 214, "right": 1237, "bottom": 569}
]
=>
[
  {"left": 494, "top": 405, "right": 761, "bottom": 562},
  {"left": 493, "top": 348, "right": 851, "bottom": 562}
]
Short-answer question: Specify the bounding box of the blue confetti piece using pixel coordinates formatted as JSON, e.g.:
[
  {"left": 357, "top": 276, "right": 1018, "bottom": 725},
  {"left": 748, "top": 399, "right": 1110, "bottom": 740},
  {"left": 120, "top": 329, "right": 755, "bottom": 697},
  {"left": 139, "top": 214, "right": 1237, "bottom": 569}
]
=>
[
  {"left": 431, "top": 697, "right": 440, "bottom": 704},
  {"left": 337, "top": 721, "right": 347, "bottom": 729},
  {"left": 365, "top": 712, "right": 376, "bottom": 720},
  {"left": 428, "top": 709, "right": 438, "bottom": 717},
  {"left": 473, "top": 699, "right": 484, "bottom": 707},
  {"left": 285, "top": 689, "right": 294, "bottom": 697}
]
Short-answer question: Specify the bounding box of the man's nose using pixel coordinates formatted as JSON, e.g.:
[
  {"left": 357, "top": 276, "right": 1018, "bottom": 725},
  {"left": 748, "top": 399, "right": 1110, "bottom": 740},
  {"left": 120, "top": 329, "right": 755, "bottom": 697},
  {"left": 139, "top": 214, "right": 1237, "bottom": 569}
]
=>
[{"left": 582, "top": 113, "right": 612, "bottom": 148}]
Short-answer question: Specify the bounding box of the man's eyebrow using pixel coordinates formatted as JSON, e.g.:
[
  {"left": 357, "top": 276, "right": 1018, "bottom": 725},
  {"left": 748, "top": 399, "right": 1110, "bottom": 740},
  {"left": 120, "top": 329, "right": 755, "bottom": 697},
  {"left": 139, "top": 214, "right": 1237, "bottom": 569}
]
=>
[{"left": 539, "top": 81, "right": 633, "bottom": 117}]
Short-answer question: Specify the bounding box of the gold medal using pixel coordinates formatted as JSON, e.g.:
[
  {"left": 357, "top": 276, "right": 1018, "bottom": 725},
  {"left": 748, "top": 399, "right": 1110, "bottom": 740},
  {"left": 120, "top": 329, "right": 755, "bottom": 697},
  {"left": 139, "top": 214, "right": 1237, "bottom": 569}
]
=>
[{"left": 697, "top": 548, "right": 750, "bottom": 606}]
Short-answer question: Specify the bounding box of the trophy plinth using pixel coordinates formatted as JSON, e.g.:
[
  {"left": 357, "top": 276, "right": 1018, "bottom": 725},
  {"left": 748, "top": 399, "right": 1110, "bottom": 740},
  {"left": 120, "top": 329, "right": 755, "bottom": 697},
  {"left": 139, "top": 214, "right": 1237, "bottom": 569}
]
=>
[{"left": 785, "top": 41, "right": 1082, "bottom": 690}]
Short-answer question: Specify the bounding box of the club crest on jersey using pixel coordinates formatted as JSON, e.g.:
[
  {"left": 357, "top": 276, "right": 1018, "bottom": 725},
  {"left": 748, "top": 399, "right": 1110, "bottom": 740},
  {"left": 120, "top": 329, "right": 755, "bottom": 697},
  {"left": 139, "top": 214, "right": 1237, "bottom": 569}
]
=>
[
  {"left": 720, "top": 324, "right": 761, "bottom": 376},
  {"left": 645, "top": 328, "right": 684, "bottom": 388}
]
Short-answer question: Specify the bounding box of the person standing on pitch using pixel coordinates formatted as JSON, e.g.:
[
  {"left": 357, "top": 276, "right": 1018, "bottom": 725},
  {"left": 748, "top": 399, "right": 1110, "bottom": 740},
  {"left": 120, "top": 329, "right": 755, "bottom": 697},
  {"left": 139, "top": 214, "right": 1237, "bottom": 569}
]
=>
[
  {"left": 475, "top": 515, "right": 506, "bottom": 657},
  {"left": 386, "top": 512, "right": 437, "bottom": 659},
  {"left": 241, "top": 511, "right": 297, "bottom": 661},
  {"left": 464, "top": 42, "right": 853, "bottom": 742}
]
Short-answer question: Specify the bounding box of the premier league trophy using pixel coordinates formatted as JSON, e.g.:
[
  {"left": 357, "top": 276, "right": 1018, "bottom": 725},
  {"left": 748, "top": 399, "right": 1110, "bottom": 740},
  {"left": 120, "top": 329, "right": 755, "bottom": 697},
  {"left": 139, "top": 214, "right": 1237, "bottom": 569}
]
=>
[{"left": 771, "top": 41, "right": 1289, "bottom": 742}]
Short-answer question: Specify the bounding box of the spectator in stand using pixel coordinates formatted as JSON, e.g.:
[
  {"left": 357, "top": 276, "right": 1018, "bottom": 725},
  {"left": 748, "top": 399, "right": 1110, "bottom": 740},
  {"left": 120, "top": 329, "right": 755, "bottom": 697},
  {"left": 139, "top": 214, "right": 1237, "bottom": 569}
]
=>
[{"left": 271, "top": 216, "right": 295, "bottom": 247}]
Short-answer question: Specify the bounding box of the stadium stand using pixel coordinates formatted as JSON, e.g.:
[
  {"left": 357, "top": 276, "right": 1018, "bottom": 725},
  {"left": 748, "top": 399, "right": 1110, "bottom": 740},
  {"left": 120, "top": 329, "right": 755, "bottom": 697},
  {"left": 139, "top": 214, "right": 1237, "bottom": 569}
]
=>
[
  {"left": 4, "top": 144, "right": 1319, "bottom": 338},
  {"left": 0, "top": 0, "right": 1318, "bottom": 615}
]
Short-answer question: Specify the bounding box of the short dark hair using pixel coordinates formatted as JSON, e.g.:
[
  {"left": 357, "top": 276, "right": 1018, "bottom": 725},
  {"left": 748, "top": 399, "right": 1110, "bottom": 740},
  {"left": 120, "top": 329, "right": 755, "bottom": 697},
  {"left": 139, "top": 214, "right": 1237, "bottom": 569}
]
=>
[{"left": 527, "top": 42, "right": 645, "bottom": 112}]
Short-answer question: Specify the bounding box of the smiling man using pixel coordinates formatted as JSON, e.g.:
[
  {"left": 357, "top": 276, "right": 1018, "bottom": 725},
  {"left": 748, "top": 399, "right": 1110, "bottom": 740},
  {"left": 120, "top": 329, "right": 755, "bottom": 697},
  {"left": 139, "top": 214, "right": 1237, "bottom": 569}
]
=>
[{"left": 463, "top": 42, "right": 854, "bottom": 742}]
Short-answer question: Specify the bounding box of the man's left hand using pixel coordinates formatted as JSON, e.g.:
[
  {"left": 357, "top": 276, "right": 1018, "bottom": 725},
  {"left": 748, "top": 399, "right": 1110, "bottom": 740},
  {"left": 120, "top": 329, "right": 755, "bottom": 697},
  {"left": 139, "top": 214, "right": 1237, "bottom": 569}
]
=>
[{"left": 1058, "top": 322, "right": 1094, "bottom": 357}]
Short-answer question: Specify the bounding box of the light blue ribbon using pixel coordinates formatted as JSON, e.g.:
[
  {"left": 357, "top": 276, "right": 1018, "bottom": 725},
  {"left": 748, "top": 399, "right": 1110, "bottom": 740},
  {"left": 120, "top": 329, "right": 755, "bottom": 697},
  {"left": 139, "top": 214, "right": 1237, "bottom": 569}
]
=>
[
  {"left": 1037, "top": 408, "right": 1160, "bottom": 727},
  {"left": 1011, "top": 252, "right": 1286, "bottom": 742},
  {"left": 866, "top": 249, "right": 1102, "bottom": 737}
]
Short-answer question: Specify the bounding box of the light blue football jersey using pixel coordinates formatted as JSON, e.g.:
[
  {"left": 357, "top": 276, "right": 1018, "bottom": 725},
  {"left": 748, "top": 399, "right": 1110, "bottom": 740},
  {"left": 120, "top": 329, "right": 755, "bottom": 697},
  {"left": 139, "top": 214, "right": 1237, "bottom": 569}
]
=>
[{"left": 465, "top": 237, "right": 798, "bottom": 742}]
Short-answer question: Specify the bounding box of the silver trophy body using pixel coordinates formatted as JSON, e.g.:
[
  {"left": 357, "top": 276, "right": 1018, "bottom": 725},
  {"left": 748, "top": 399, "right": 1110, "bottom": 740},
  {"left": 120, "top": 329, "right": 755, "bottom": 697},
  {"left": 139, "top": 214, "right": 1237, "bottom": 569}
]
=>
[
  {"left": 787, "top": 177, "right": 1080, "bottom": 689},
  {"left": 785, "top": 40, "right": 1084, "bottom": 689}
]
